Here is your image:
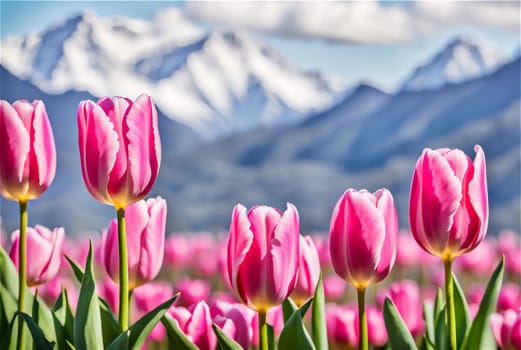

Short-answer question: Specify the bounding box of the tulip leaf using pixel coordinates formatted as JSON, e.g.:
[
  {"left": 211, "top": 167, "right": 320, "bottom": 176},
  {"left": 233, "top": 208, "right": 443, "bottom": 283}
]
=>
[
  {"left": 162, "top": 315, "right": 199, "bottom": 350},
  {"left": 64, "top": 255, "right": 85, "bottom": 283},
  {"left": 422, "top": 302, "right": 435, "bottom": 350},
  {"left": 106, "top": 330, "right": 129, "bottom": 350},
  {"left": 433, "top": 288, "right": 444, "bottom": 322},
  {"left": 452, "top": 272, "right": 470, "bottom": 348},
  {"left": 73, "top": 240, "right": 104, "bottom": 350},
  {"left": 279, "top": 298, "right": 316, "bottom": 350},
  {"left": 212, "top": 323, "right": 243, "bottom": 350},
  {"left": 31, "top": 290, "right": 57, "bottom": 345},
  {"left": 16, "top": 312, "right": 55, "bottom": 350},
  {"left": 311, "top": 274, "right": 328, "bottom": 350},
  {"left": 53, "top": 287, "right": 75, "bottom": 350},
  {"left": 434, "top": 306, "right": 448, "bottom": 350},
  {"left": 461, "top": 257, "right": 504, "bottom": 350},
  {"left": 0, "top": 286, "right": 18, "bottom": 350},
  {"left": 127, "top": 295, "right": 178, "bottom": 350},
  {"left": 382, "top": 297, "right": 418, "bottom": 350},
  {"left": 99, "top": 298, "right": 121, "bottom": 347},
  {"left": 282, "top": 298, "right": 298, "bottom": 323},
  {"left": 0, "top": 247, "right": 19, "bottom": 298}
]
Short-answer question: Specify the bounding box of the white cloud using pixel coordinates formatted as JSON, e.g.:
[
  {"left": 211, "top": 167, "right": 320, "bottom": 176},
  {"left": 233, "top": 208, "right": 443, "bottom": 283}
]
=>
[{"left": 185, "top": 1, "right": 520, "bottom": 44}]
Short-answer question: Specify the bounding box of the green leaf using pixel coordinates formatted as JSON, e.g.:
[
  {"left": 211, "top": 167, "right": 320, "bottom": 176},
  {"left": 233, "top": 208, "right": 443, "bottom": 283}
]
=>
[
  {"left": 279, "top": 298, "right": 316, "bottom": 350},
  {"left": 127, "top": 295, "right": 178, "bottom": 350},
  {"left": 212, "top": 323, "right": 243, "bottom": 350},
  {"left": 17, "top": 312, "right": 55, "bottom": 350},
  {"left": 31, "top": 290, "right": 57, "bottom": 345},
  {"left": 311, "top": 275, "right": 328, "bottom": 350},
  {"left": 422, "top": 302, "right": 435, "bottom": 350},
  {"left": 382, "top": 297, "right": 418, "bottom": 350},
  {"left": 282, "top": 298, "right": 298, "bottom": 324},
  {"left": 53, "top": 287, "right": 75, "bottom": 350},
  {"left": 73, "top": 240, "right": 103, "bottom": 350},
  {"left": 106, "top": 330, "right": 130, "bottom": 350},
  {"left": 452, "top": 272, "right": 470, "bottom": 348},
  {"left": 434, "top": 306, "right": 447, "bottom": 350},
  {"left": 461, "top": 257, "right": 504, "bottom": 350},
  {"left": 0, "top": 247, "right": 19, "bottom": 297},
  {"left": 99, "top": 298, "right": 121, "bottom": 347},
  {"left": 64, "top": 255, "right": 85, "bottom": 283},
  {"left": 433, "top": 288, "right": 444, "bottom": 322},
  {"left": 162, "top": 315, "right": 199, "bottom": 350}
]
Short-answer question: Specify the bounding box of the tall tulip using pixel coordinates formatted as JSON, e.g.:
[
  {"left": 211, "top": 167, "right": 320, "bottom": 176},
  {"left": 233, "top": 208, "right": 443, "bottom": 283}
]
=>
[
  {"left": 409, "top": 145, "right": 488, "bottom": 350},
  {"left": 1, "top": 99, "right": 56, "bottom": 350},
  {"left": 329, "top": 188, "right": 397, "bottom": 350},
  {"left": 78, "top": 94, "right": 161, "bottom": 331},
  {"left": 101, "top": 196, "right": 166, "bottom": 290},
  {"left": 227, "top": 203, "right": 300, "bottom": 350}
]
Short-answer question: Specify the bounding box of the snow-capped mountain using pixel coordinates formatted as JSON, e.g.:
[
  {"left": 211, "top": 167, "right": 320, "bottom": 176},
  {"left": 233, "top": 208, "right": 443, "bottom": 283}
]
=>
[
  {"left": 401, "top": 35, "right": 508, "bottom": 91},
  {"left": 1, "top": 9, "right": 343, "bottom": 140}
]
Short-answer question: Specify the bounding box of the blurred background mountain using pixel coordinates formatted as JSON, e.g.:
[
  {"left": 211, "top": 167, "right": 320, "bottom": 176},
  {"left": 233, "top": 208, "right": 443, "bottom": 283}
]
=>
[{"left": 1, "top": 2, "right": 519, "bottom": 235}]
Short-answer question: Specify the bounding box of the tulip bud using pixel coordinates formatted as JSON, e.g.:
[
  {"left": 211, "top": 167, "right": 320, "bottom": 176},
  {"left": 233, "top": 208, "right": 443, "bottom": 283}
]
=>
[
  {"left": 9, "top": 225, "right": 64, "bottom": 286},
  {"left": 101, "top": 196, "right": 166, "bottom": 290},
  {"left": 227, "top": 203, "right": 300, "bottom": 312},
  {"left": 77, "top": 94, "right": 161, "bottom": 210},
  {"left": 409, "top": 145, "right": 488, "bottom": 261},
  {"left": 0, "top": 100, "right": 56, "bottom": 202},
  {"left": 329, "top": 188, "right": 398, "bottom": 290}
]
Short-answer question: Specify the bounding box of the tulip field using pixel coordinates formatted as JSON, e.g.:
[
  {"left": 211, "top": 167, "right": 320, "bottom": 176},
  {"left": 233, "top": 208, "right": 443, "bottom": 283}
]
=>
[{"left": 0, "top": 97, "right": 520, "bottom": 350}]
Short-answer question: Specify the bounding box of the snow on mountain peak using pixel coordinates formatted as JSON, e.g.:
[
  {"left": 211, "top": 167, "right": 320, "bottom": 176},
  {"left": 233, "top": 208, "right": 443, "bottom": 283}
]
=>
[
  {"left": 401, "top": 34, "right": 507, "bottom": 91},
  {"left": 1, "top": 9, "right": 343, "bottom": 140}
]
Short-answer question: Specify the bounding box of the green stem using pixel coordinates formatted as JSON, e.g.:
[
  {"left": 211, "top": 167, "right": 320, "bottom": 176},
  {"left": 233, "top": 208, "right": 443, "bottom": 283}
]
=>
[
  {"left": 259, "top": 310, "right": 268, "bottom": 350},
  {"left": 17, "top": 200, "right": 28, "bottom": 350},
  {"left": 117, "top": 207, "right": 129, "bottom": 332},
  {"left": 444, "top": 258, "right": 457, "bottom": 350},
  {"left": 357, "top": 287, "right": 368, "bottom": 350}
]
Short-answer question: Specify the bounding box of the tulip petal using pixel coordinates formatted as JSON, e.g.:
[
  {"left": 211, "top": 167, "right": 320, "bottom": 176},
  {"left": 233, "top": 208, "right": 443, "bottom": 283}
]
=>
[
  {"left": 103, "top": 220, "right": 120, "bottom": 283},
  {"left": 187, "top": 302, "right": 215, "bottom": 350},
  {"left": 248, "top": 206, "right": 282, "bottom": 258},
  {"left": 137, "top": 198, "right": 166, "bottom": 286},
  {"left": 227, "top": 204, "right": 254, "bottom": 303},
  {"left": 269, "top": 203, "right": 299, "bottom": 303},
  {"left": 36, "top": 226, "right": 64, "bottom": 285},
  {"left": 77, "top": 101, "right": 119, "bottom": 205},
  {"left": 32, "top": 101, "right": 56, "bottom": 190},
  {"left": 374, "top": 189, "right": 397, "bottom": 282},
  {"left": 329, "top": 190, "right": 351, "bottom": 281},
  {"left": 126, "top": 94, "right": 160, "bottom": 202},
  {"left": 0, "top": 100, "right": 30, "bottom": 199},
  {"left": 465, "top": 145, "right": 488, "bottom": 248}
]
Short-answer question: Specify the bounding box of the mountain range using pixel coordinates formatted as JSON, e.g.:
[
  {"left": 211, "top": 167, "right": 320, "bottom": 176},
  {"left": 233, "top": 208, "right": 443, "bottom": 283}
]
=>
[{"left": 1, "top": 10, "right": 519, "bottom": 235}]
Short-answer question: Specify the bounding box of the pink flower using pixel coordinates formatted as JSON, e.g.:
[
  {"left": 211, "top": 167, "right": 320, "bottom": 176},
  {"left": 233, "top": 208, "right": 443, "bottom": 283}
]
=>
[
  {"left": 490, "top": 309, "right": 521, "bottom": 350},
  {"left": 211, "top": 301, "right": 256, "bottom": 349},
  {"left": 329, "top": 188, "right": 398, "bottom": 290},
  {"left": 226, "top": 203, "right": 300, "bottom": 312},
  {"left": 133, "top": 282, "right": 173, "bottom": 342},
  {"left": 291, "top": 235, "right": 321, "bottom": 305},
  {"left": 378, "top": 280, "right": 425, "bottom": 337},
  {"left": 101, "top": 196, "right": 166, "bottom": 290},
  {"left": 326, "top": 304, "right": 358, "bottom": 348},
  {"left": 498, "top": 284, "right": 521, "bottom": 313},
  {"left": 174, "top": 277, "right": 211, "bottom": 307},
  {"left": 77, "top": 94, "right": 161, "bottom": 210},
  {"left": 455, "top": 237, "right": 497, "bottom": 275},
  {"left": 409, "top": 145, "right": 488, "bottom": 260},
  {"left": 0, "top": 100, "right": 56, "bottom": 202},
  {"left": 323, "top": 274, "right": 346, "bottom": 301},
  {"left": 167, "top": 301, "right": 216, "bottom": 350},
  {"left": 10, "top": 225, "right": 64, "bottom": 286}
]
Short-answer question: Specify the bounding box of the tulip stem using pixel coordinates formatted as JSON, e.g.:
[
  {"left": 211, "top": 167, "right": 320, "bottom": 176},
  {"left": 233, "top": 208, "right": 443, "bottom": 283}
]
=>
[
  {"left": 117, "top": 207, "right": 129, "bottom": 332},
  {"left": 17, "top": 200, "right": 28, "bottom": 350},
  {"left": 357, "top": 287, "right": 368, "bottom": 350},
  {"left": 259, "top": 310, "right": 269, "bottom": 350},
  {"left": 444, "top": 258, "right": 457, "bottom": 350}
]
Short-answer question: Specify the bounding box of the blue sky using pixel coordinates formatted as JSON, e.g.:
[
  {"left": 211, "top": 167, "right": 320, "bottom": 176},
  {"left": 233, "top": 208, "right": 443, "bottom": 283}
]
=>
[{"left": 1, "top": 1, "right": 519, "bottom": 90}]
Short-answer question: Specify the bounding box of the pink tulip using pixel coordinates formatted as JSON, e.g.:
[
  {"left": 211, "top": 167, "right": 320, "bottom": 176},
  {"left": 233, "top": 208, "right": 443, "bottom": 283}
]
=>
[
  {"left": 367, "top": 305, "right": 388, "bottom": 347},
  {"left": 0, "top": 100, "right": 56, "bottom": 202},
  {"left": 98, "top": 277, "right": 119, "bottom": 314},
  {"left": 498, "top": 284, "right": 521, "bottom": 313},
  {"left": 101, "top": 196, "right": 166, "bottom": 290},
  {"left": 323, "top": 274, "right": 347, "bottom": 301},
  {"left": 455, "top": 237, "right": 497, "bottom": 275},
  {"left": 326, "top": 304, "right": 358, "bottom": 348},
  {"left": 167, "top": 301, "right": 216, "bottom": 350},
  {"left": 10, "top": 225, "right": 64, "bottom": 286},
  {"left": 329, "top": 188, "right": 398, "bottom": 289},
  {"left": 291, "top": 235, "right": 321, "bottom": 305},
  {"left": 409, "top": 145, "right": 488, "bottom": 260},
  {"left": 378, "top": 280, "right": 425, "bottom": 337},
  {"left": 226, "top": 203, "right": 300, "bottom": 312},
  {"left": 211, "top": 301, "right": 256, "bottom": 349},
  {"left": 77, "top": 94, "right": 161, "bottom": 210},
  {"left": 490, "top": 309, "right": 521, "bottom": 350}
]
